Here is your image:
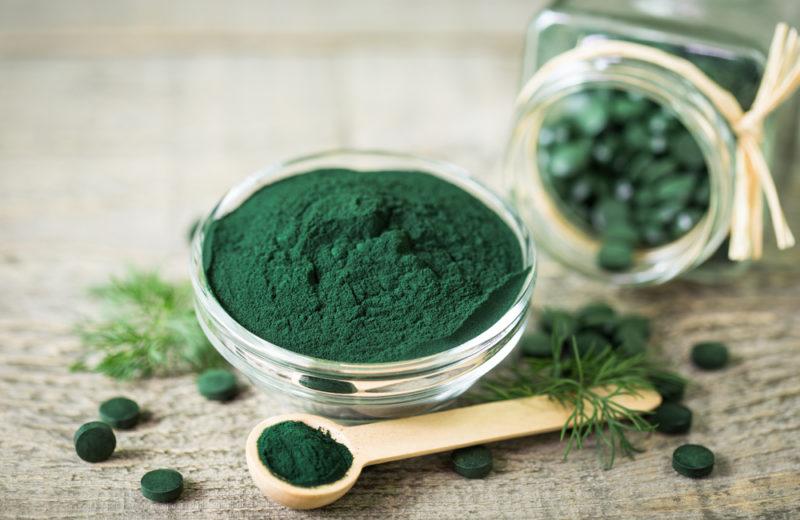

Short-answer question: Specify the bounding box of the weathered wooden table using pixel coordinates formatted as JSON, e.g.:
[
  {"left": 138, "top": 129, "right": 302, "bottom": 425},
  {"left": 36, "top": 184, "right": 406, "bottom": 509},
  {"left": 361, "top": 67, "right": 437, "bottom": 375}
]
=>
[{"left": 2, "top": 2, "right": 799, "bottom": 518}]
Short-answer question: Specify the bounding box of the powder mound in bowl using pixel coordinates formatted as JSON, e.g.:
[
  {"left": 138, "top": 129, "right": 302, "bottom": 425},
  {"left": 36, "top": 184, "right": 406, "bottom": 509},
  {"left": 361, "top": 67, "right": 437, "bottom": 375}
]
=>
[
  {"left": 258, "top": 420, "right": 353, "bottom": 487},
  {"left": 205, "top": 168, "right": 527, "bottom": 363}
]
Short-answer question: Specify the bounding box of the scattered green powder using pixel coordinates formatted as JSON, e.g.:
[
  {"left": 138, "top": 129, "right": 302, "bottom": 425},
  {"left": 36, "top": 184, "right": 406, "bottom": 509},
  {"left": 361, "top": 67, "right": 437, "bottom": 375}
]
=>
[
  {"left": 206, "top": 169, "right": 526, "bottom": 363},
  {"left": 258, "top": 421, "right": 353, "bottom": 487}
]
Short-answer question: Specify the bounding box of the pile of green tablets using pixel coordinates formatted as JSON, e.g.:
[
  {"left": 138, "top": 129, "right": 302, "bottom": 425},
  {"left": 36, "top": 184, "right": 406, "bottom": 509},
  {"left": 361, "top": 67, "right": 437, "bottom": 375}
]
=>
[
  {"left": 526, "top": 302, "right": 730, "bottom": 479},
  {"left": 537, "top": 88, "right": 711, "bottom": 271},
  {"left": 522, "top": 302, "right": 651, "bottom": 359}
]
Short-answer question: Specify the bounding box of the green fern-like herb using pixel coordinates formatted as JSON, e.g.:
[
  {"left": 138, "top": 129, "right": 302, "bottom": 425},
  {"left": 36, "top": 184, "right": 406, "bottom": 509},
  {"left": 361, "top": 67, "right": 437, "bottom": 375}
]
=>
[
  {"left": 472, "top": 323, "right": 684, "bottom": 469},
  {"left": 72, "top": 269, "right": 224, "bottom": 379}
]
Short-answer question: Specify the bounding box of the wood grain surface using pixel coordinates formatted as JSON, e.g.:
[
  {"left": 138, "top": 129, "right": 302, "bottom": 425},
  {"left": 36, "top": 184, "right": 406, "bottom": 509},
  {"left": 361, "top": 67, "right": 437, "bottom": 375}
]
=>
[{"left": 1, "top": 1, "right": 799, "bottom": 518}]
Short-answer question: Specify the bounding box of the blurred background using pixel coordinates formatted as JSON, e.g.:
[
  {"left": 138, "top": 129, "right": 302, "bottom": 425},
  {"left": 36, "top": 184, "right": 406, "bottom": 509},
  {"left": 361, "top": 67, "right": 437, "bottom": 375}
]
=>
[
  {"left": 1, "top": 0, "right": 545, "bottom": 289},
  {"left": 4, "top": 0, "right": 799, "bottom": 301}
]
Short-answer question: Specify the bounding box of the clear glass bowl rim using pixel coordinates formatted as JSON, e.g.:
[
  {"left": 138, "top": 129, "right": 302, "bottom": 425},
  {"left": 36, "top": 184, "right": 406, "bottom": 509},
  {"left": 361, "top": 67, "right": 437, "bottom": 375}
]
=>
[{"left": 190, "top": 148, "right": 537, "bottom": 380}]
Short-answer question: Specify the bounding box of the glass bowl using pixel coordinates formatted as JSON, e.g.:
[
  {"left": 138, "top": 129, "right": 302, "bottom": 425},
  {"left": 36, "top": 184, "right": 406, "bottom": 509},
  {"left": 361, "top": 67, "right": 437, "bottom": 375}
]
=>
[{"left": 190, "top": 150, "right": 537, "bottom": 421}]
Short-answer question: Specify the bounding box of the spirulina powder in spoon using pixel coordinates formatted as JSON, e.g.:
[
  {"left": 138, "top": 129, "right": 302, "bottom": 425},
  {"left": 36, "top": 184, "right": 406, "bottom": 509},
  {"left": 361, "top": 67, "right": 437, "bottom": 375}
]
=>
[
  {"left": 258, "top": 421, "right": 353, "bottom": 487},
  {"left": 205, "top": 168, "right": 526, "bottom": 363}
]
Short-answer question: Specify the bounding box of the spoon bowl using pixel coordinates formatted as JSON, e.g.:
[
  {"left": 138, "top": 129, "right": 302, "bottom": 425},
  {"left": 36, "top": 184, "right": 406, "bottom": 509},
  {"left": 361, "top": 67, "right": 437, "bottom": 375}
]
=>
[{"left": 246, "top": 413, "right": 365, "bottom": 510}]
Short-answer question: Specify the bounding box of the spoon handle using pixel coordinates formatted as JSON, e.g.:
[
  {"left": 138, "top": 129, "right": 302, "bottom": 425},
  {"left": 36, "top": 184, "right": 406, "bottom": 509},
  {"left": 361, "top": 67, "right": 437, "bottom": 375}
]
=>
[{"left": 347, "top": 389, "right": 660, "bottom": 465}]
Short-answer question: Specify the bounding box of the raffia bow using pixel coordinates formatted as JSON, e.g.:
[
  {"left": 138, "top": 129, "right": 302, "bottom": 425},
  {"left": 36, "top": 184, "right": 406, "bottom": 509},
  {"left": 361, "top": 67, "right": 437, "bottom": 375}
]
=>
[
  {"left": 728, "top": 24, "right": 799, "bottom": 260},
  {"left": 518, "top": 24, "right": 800, "bottom": 261}
]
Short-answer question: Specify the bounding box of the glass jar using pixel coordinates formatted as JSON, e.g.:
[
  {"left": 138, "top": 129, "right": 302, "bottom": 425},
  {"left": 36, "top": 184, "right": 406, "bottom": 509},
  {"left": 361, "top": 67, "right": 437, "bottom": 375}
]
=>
[
  {"left": 507, "top": 0, "right": 799, "bottom": 285},
  {"left": 190, "top": 150, "right": 537, "bottom": 421}
]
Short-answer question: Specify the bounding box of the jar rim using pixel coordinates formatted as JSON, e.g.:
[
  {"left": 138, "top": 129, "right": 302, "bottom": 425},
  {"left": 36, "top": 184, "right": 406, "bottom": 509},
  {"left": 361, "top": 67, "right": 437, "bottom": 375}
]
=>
[
  {"left": 505, "top": 55, "right": 736, "bottom": 285},
  {"left": 190, "top": 148, "right": 537, "bottom": 379}
]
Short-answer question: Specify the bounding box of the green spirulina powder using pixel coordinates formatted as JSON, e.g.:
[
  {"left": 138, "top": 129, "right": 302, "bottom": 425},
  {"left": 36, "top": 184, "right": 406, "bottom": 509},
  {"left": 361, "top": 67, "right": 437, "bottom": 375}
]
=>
[
  {"left": 258, "top": 421, "right": 353, "bottom": 487},
  {"left": 206, "top": 168, "right": 526, "bottom": 363}
]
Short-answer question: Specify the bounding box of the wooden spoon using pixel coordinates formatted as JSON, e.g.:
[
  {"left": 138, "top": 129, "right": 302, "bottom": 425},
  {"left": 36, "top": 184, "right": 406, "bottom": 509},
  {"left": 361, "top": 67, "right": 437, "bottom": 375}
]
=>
[{"left": 245, "top": 389, "right": 661, "bottom": 510}]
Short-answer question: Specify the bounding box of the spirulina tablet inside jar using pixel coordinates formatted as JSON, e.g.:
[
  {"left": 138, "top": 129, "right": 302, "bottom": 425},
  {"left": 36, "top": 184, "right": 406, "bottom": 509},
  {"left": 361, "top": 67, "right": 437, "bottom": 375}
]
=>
[
  {"left": 204, "top": 168, "right": 529, "bottom": 364},
  {"left": 536, "top": 88, "right": 711, "bottom": 272}
]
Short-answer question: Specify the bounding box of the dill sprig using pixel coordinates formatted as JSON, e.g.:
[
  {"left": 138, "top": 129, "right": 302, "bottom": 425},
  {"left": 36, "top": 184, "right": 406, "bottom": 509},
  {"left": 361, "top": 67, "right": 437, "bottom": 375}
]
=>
[
  {"left": 72, "top": 269, "right": 224, "bottom": 379},
  {"left": 472, "top": 323, "right": 684, "bottom": 469}
]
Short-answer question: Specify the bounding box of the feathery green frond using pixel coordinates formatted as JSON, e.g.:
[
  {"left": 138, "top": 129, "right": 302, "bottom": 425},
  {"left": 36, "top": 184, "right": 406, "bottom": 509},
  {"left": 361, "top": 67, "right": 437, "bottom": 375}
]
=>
[
  {"left": 73, "top": 269, "right": 224, "bottom": 379},
  {"left": 472, "top": 327, "right": 684, "bottom": 469}
]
